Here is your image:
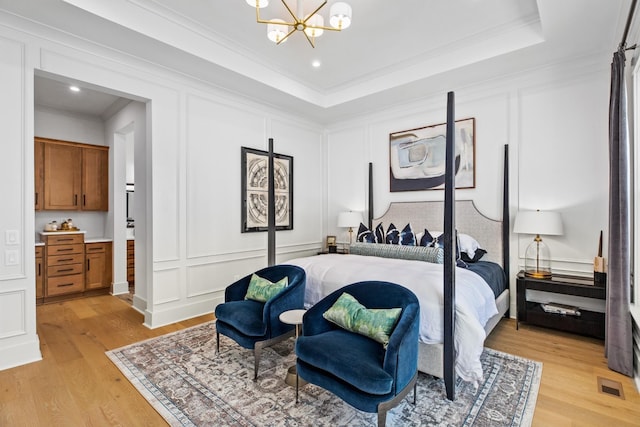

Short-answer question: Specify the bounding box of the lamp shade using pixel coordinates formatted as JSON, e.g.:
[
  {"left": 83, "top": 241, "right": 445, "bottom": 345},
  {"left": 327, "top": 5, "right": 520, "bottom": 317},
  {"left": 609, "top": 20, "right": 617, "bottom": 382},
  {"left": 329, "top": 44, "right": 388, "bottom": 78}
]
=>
[
  {"left": 267, "top": 19, "right": 288, "bottom": 43},
  {"left": 337, "top": 211, "right": 362, "bottom": 228},
  {"left": 330, "top": 2, "right": 352, "bottom": 29},
  {"left": 304, "top": 14, "right": 324, "bottom": 38},
  {"left": 513, "top": 210, "right": 563, "bottom": 236}
]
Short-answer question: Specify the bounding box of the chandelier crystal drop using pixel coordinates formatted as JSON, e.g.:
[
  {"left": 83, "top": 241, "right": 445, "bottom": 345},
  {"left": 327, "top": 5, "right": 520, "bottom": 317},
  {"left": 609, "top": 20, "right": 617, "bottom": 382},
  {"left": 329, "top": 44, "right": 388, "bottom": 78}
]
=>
[{"left": 246, "top": 0, "right": 352, "bottom": 48}]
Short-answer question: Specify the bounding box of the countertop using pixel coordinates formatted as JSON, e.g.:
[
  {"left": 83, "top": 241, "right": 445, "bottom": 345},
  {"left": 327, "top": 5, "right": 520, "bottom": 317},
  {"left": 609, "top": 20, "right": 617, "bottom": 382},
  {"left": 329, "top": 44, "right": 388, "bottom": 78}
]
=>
[{"left": 36, "top": 231, "right": 113, "bottom": 245}]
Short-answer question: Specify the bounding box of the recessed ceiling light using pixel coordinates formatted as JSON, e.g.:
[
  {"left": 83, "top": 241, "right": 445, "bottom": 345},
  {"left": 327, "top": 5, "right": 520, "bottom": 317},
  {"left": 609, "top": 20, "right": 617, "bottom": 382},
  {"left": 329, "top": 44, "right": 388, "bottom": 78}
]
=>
[
  {"left": 312, "top": 60, "right": 321, "bottom": 68},
  {"left": 69, "top": 85, "right": 80, "bottom": 92}
]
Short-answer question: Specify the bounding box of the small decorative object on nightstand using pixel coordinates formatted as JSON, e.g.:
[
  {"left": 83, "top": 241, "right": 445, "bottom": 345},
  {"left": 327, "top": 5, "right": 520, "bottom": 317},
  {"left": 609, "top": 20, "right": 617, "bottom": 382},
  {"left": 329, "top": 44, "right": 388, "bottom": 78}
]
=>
[{"left": 516, "top": 270, "right": 605, "bottom": 339}]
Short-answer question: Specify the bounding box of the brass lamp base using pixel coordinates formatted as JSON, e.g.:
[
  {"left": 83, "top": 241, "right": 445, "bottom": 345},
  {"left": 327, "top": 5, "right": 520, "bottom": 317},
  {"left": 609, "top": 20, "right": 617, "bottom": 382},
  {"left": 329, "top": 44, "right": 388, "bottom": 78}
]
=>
[{"left": 524, "top": 269, "right": 552, "bottom": 279}]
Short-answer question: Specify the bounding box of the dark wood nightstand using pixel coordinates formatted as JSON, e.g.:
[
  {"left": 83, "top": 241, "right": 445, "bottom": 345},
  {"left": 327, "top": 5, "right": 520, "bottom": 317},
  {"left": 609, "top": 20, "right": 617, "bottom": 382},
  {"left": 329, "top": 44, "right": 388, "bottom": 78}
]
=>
[{"left": 516, "top": 271, "right": 605, "bottom": 339}]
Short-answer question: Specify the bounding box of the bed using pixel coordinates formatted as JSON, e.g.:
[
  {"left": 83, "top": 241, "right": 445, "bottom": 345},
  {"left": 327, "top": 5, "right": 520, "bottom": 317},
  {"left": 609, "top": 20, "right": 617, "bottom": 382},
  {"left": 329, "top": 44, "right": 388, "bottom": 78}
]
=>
[
  {"left": 287, "top": 94, "right": 509, "bottom": 400},
  {"left": 287, "top": 199, "right": 510, "bottom": 385}
]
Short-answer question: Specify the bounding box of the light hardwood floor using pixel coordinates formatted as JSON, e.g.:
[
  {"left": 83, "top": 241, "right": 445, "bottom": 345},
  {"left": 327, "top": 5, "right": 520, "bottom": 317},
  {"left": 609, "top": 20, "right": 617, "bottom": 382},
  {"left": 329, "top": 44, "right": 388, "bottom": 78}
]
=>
[{"left": 1, "top": 295, "right": 638, "bottom": 426}]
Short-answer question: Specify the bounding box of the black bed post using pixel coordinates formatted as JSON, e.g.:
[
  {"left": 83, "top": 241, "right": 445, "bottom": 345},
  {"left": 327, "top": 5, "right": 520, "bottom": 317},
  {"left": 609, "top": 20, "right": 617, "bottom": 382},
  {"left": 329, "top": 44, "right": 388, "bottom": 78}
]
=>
[
  {"left": 502, "top": 145, "right": 510, "bottom": 291},
  {"left": 443, "top": 91, "right": 456, "bottom": 401},
  {"left": 368, "top": 162, "right": 374, "bottom": 230},
  {"left": 267, "top": 138, "right": 276, "bottom": 266}
]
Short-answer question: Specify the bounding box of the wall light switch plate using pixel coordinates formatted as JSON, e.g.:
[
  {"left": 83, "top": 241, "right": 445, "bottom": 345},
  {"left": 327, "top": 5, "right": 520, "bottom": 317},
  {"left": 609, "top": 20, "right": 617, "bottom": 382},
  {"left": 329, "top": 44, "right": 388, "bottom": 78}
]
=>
[
  {"left": 5, "top": 249, "right": 19, "bottom": 266},
  {"left": 5, "top": 230, "right": 19, "bottom": 246}
]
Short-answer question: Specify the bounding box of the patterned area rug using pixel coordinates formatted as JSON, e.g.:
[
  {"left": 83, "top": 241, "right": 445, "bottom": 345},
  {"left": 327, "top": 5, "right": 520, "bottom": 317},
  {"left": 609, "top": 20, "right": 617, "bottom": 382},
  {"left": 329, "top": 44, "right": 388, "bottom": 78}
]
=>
[{"left": 106, "top": 321, "right": 541, "bottom": 426}]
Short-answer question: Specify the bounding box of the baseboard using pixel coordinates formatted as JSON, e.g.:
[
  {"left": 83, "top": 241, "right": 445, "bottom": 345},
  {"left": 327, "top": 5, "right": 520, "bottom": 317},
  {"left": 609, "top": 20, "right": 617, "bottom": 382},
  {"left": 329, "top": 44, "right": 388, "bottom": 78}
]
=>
[
  {"left": 143, "top": 295, "right": 222, "bottom": 329},
  {"left": 0, "top": 336, "right": 42, "bottom": 371},
  {"left": 111, "top": 280, "right": 130, "bottom": 295}
]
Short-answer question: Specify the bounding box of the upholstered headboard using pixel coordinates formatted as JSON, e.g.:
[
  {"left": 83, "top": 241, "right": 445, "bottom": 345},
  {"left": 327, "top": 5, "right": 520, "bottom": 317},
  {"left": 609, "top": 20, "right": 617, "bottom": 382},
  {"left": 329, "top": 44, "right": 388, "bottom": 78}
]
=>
[{"left": 372, "top": 200, "right": 504, "bottom": 267}]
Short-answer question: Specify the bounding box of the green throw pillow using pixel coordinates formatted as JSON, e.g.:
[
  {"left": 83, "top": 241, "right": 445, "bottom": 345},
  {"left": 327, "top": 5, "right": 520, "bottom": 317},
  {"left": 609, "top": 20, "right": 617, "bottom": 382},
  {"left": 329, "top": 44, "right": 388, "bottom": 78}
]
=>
[
  {"left": 323, "top": 292, "right": 402, "bottom": 348},
  {"left": 244, "top": 274, "right": 288, "bottom": 303}
]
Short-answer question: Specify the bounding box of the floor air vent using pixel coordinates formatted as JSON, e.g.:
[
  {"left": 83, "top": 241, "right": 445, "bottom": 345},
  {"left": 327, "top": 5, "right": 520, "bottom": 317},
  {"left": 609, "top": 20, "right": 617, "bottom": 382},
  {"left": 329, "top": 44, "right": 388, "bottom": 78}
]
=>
[{"left": 597, "top": 376, "right": 625, "bottom": 399}]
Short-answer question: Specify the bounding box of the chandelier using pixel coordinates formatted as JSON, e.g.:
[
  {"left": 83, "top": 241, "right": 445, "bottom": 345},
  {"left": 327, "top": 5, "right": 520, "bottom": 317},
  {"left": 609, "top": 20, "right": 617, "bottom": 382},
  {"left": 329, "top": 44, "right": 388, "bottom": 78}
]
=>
[{"left": 245, "top": 0, "right": 352, "bottom": 48}]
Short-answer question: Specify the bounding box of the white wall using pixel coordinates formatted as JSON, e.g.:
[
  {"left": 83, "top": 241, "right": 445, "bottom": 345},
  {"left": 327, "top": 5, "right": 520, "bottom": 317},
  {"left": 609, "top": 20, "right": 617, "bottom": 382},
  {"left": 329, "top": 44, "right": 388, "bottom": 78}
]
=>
[
  {"left": 325, "top": 57, "right": 611, "bottom": 315},
  {"left": 104, "top": 100, "right": 146, "bottom": 302},
  {"left": 0, "top": 11, "right": 324, "bottom": 369}
]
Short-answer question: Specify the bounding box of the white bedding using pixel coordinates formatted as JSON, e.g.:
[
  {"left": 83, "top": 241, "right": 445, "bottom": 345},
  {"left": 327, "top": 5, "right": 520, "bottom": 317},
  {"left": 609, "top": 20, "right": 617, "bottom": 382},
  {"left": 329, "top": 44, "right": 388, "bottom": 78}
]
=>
[{"left": 286, "top": 253, "right": 499, "bottom": 383}]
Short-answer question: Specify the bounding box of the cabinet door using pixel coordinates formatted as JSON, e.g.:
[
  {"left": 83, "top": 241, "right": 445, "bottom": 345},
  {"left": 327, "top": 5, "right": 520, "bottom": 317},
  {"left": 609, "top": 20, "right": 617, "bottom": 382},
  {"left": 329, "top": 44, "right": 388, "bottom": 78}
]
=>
[
  {"left": 85, "top": 243, "right": 112, "bottom": 290},
  {"left": 34, "top": 139, "right": 44, "bottom": 210},
  {"left": 82, "top": 146, "right": 109, "bottom": 211},
  {"left": 85, "top": 251, "right": 106, "bottom": 290},
  {"left": 43, "top": 142, "right": 82, "bottom": 210}
]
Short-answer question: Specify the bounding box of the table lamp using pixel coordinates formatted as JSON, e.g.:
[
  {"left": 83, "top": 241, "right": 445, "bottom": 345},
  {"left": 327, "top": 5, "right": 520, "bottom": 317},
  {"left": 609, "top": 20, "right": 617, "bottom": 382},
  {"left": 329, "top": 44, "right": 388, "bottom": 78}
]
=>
[
  {"left": 337, "top": 211, "right": 363, "bottom": 245},
  {"left": 513, "top": 210, "right": 563, "bottom": 278}
]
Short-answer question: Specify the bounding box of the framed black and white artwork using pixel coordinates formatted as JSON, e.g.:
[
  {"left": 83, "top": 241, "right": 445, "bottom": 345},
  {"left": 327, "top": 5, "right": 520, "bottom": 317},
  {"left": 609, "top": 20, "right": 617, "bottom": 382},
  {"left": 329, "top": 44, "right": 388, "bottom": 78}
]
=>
[
  {"left": 389, "top": 117, "right": 475, "bottom": 192},
  {"left": 241, "top": 147, "right": 293, "bottom": 232}
]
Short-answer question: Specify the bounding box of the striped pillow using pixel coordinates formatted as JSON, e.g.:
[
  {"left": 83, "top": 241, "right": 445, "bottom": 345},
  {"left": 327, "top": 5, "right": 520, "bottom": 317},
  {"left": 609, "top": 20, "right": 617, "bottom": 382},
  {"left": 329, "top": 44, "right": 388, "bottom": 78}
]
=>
[{"left": 349, "top": 242, "right": 443, "bottom": 264}]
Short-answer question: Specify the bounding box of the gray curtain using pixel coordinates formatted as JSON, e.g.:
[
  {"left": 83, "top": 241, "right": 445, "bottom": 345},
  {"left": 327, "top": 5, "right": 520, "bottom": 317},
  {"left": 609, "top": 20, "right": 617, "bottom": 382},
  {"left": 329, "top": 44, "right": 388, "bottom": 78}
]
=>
[{"left": 606, "top": 47, "right": 633, "bottom": 376}]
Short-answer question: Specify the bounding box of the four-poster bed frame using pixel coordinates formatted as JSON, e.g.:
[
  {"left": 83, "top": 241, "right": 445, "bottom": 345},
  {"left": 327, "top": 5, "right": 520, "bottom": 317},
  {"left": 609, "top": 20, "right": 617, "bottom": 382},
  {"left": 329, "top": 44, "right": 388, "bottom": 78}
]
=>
[{"left": 268, "top": 92, "right": 510, "bottom": 400}]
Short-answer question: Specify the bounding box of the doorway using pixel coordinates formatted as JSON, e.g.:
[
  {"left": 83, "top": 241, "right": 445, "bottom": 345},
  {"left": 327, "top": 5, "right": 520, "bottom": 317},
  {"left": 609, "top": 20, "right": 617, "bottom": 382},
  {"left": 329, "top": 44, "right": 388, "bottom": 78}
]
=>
[{"left": 34, "top": 71, "right": 147, "bottom": 311}]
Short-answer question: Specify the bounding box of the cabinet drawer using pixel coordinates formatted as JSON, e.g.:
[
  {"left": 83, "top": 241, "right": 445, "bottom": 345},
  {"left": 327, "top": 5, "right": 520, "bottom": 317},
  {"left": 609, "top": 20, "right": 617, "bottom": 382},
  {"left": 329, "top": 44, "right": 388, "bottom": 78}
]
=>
[
  {"left": 46, "top": 234, "right": 84, "bottom": 245},
  {"left": 35, "top": 246, "right": 44, "bottom": 257},
  {"left": 47, "top": 274, "right": 84, "bottom": 296},
  {"left": 47, "top": 243, "right": 84, "bottom": 256},
  {"left": 85, "top": 243, "right": 107, "bottom": 253},
  {"left": 47, "top": 253, "right": 84, "bottom": 266},
  {"left": 127, "top": 257, "right": 135, "bottom": 269},
  {"left": 48, "top": 263, "right": 84, "bottom": 277}
]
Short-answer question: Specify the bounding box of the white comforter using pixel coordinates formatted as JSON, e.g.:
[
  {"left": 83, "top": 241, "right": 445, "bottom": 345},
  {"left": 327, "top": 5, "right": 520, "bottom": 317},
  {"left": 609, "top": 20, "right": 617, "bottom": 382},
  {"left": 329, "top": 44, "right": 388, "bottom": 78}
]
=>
[{"left": 286, "top": 254, "right": 498, "bottom": 383}]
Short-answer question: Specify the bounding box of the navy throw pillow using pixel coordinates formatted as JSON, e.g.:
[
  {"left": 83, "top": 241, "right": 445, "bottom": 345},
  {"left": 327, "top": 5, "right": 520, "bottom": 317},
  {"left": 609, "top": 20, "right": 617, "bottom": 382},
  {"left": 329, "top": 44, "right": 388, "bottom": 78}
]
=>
[
  {"left": 461, "top": 248, "right": 487, "bottom": 263},
  {"left": 374, "top": 223, "right": 385, "bottom": 244},
  {"left": 419, "top": 229, "right": 435, "bottom": 247},
  {"left": 356, "top": 223, "right": 375, "bottom": 243},
  {"left": 386, "top": 223, "right": 400, "bottom": 244},
  {"left": 400, "top": 223, "right": 416, "bottom": 246}
]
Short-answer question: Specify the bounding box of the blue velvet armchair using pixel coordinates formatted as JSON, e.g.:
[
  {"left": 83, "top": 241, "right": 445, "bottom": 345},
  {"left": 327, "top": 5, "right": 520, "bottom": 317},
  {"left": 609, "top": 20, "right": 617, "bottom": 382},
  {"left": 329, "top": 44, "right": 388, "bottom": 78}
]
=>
[
  {"left": 215, "top": 264, "right": 306, "bottom": 380},
  {"left": 295, "top": 281, "right": 419, "bottom": 427}
]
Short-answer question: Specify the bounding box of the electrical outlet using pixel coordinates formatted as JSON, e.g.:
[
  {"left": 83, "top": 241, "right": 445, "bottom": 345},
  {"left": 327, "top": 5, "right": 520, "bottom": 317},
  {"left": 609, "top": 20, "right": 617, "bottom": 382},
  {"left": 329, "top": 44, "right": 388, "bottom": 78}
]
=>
[
  {"left": 5, "top": 249, "right": 19, "bottom": 266},
  {"left": 5, "top": 230, "right": 19, "bottom": 246}
]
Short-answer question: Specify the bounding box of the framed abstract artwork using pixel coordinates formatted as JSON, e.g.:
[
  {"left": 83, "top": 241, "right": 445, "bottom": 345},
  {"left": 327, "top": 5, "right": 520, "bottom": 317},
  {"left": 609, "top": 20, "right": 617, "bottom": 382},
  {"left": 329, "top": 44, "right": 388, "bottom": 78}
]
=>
[
  {"left": 389, "top": 117, "right": 475, "bottom": 192},
  {"left": 241, "top": 147, "right": 294, "bottom": 232}
]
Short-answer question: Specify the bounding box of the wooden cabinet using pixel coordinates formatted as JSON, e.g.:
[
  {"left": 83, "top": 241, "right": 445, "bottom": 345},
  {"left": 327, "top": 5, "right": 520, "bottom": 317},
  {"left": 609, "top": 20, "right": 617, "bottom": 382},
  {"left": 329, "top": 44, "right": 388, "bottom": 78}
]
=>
[
  {"left": 35, "top": 137, "right": 109, "bottom": 211},
  {"left": 127, "top": 240, "right": 135, "bottom": 286},
  {"left": 82, "top": 147, "right": 109, "bottom": 211},
  {"left": 85, "top": 242, "right": 112, "bottom": 290},
  {"left": 35, "top": 246, "right": 44, "bottom": 303},
  {"left": 516, "top": 271, "right": 605, "bottom": 339},
  {"left": 45, "top": 233, "right": 84, "bottom": 297},
  {"left": 38, "top": 234, "right": 113, "bottom": 303}
]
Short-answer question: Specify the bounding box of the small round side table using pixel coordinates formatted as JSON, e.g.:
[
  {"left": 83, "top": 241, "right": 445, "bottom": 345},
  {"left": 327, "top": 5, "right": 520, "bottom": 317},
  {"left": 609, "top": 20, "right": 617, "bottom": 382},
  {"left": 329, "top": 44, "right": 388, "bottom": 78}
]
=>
[{"left": 279, "top": 309, "right": 307, "bottom": 387}]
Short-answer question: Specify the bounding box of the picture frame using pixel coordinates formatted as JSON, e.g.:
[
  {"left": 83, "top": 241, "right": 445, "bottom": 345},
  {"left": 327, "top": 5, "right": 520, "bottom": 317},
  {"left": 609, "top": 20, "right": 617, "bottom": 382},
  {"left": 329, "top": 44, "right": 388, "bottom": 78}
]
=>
[
  {"left": 326, "top": 235, "right": 337, "bottom": 246},
  {"left": 389, "top": 117, "right": 475, "bottom": 192},
  {"left": 241, "top": 147, "right": 293, "bottom": 233}
]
